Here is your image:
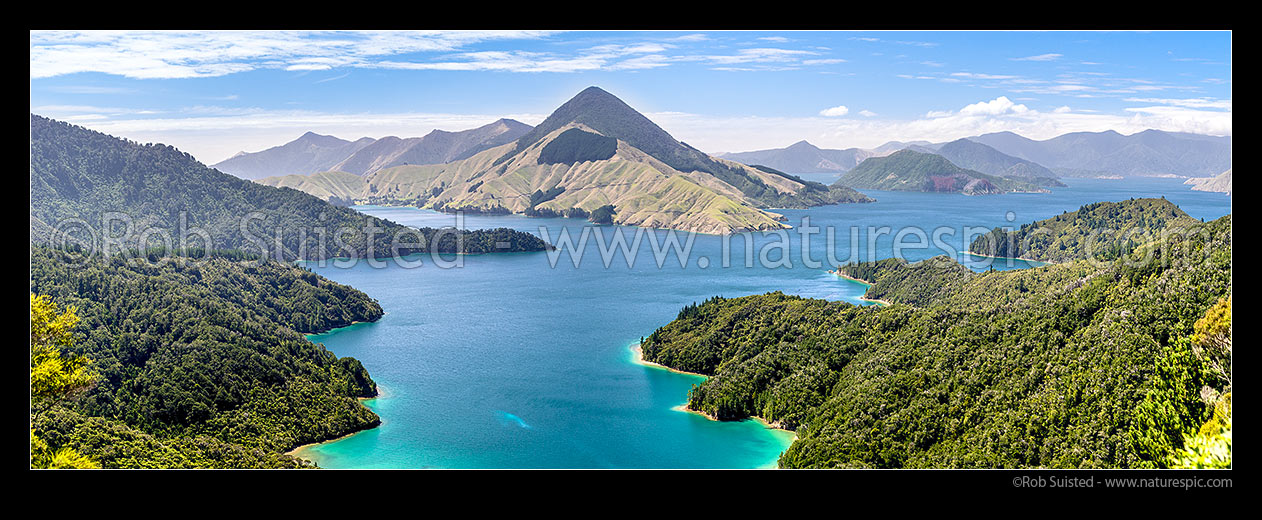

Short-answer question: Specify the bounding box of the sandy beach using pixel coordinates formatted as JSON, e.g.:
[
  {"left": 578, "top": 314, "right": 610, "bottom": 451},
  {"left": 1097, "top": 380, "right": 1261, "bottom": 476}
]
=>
[
  {"left": 826, "top": 269, "right": 892, "bottom": 307},
  {"left": 629, "top": 343, "right": 709, "bottom": 378},
  {"left": 670, "top": 403, "right": 797, "bottom": 438},
  {"left": 285, "top": 386, "right": 385, "bottom": 459}
]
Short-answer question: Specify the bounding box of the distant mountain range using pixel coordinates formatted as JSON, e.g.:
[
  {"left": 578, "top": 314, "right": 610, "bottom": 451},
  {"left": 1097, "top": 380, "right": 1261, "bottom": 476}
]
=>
[
  {"left": 833, "top": 149, "right": 1046, "bottom": 195},
  {"left": 933, "top": 139, "right": 1064, "bottom": 187},
  {"left": 212, "top": 119, "right": 533, "bottom": 180},
  {"left": 717, "top": 129, "right": 1229, "bottom": 180},
  {"left": 966, "top": 130, "right": 1231, "bottom": 178},
  {"left": 258, "top": 87, "right": 872, "bottom": 234},
  {"left": 716, "top": 141, "right": 874, "bottom": 174}
]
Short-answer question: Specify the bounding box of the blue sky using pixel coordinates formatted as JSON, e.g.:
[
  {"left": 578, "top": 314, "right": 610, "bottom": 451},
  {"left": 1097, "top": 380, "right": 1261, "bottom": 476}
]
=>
[{"left": 30, "top": 30, "right": 1231, "bottom": 164}]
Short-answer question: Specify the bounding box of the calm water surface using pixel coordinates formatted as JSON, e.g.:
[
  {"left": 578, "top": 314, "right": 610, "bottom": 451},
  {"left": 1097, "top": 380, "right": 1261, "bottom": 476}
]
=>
[{"left": 295, "top": 177, "right": 1230, "bottom": 468}]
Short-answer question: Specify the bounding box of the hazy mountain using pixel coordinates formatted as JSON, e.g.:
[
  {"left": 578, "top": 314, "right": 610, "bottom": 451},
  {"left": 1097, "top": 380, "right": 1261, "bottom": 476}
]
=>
[
  {"left": 716, "top": 141, "right": 872, "bottom": 174},
  {"left": 331, "top": 118, "right": 533, "bottom": 175},
  {"left": 834, "top": 149, "right": 1046, "bottom": 195},
  {"left": 870, "top": 140, "right": 940, "bottom": 156},
  {"left": 968, "top": 129, "right": 1231, "bottom": 177},
  {"left": 260, "top": 87, "right": 873, "bottom": 234},
  {"left": 1184, "top": 169, "right": 1232, "bottom": 195},
  {"left": 211, "top": 132, "right": 376, "bottom": 180},
  {"left": 934, "top": 138, "right": 1064, "bottom": 187},
  {"left": 213, "top": 119, "right": 532, "bottom": 180}
]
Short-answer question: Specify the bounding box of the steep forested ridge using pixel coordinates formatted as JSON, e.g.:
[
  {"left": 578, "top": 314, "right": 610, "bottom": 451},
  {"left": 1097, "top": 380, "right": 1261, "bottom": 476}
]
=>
[
  {"left": 833, "top": 255, "right": 975, "bottom": 306},
  {"left": 835, "top": 149, "right": 1045, "bottom": 195},
  {"left": 30, "top": 247, "right": 386, "bottom": 468},
  {"left": 968, "top": 197, "right": 1202, "bottom": 263},
  {"left": 934, "top": 138, "right": 1064, "bottom": 187},
  {"left": 642, "top": 213, "right": 1231, "bottom": 468},
  {"left": 30, "top": 114, "right": 550, "bottom": 259}
]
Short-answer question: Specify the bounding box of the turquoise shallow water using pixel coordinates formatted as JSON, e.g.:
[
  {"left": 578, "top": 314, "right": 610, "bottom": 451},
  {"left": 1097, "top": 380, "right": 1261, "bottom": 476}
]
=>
[{"left": 294, "top": 177, "right": 1230, "bottom": 468}]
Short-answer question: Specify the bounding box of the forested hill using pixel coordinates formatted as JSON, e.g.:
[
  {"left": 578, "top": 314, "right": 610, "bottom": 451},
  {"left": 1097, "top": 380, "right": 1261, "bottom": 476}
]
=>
[
  {"left": 968, "top": 197, "right": 1203, "bottom": 263},
  {"left": 30, "top": 247, "right": 385, "bottom": 468},
  {"left": 833, "top": 255, "right": 975, "bottom": 306},
  {"left": 834, "top": 149, "right": 1045, "bottom": 195},
  {"left": 29, "top": 114, "right": 550, "bottom": 259},
  {"left": 642, "top": 214, "right": 1231, "bottom": 468}
]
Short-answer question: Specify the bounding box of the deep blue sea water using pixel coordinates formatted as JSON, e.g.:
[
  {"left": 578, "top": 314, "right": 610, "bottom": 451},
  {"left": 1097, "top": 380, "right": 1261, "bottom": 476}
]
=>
[{"left": 293, "top": 177, "right": 1230, "bottom": 468}]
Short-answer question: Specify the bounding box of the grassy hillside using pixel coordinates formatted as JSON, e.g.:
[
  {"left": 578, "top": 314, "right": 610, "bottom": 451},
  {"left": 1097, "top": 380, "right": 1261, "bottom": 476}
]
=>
[{"left": 254, "top": 88, "right": 875, "bottom": 234}]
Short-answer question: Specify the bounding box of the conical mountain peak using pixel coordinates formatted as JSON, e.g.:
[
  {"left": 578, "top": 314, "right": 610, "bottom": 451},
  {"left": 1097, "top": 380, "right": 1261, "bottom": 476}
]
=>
[{"left": 502, "top": 86, "right": 720, "bottom": 175}]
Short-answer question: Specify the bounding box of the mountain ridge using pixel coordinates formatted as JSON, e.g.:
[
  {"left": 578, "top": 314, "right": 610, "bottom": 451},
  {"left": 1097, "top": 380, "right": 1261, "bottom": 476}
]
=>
[
  {"left": 259, "top": 87, "right": 874, "bottom": 234},
  {"left": 834, "top": 149, "right": 1046, "bottom": 195},
  {"left": 212, "top": 119, "right": 533, "bottom": 180}
]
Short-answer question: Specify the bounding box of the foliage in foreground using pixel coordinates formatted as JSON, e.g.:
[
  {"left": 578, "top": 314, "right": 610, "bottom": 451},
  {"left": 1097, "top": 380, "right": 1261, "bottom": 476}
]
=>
[{"left": 30, "top": 246, "right": 385, "bottom": 468}]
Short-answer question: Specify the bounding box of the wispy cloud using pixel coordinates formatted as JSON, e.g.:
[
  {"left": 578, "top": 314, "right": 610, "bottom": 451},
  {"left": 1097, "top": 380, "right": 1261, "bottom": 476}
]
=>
[
  {"left": 1123, "top": 97, "right": 1231, "bottom": 110},
  {"left": 698, "top": 48, "right": 817, "bottom": 65},
  {"left": 819, "top": 105, "right": 849, "bottom": 117},
  {"left": 1011, "top": 53, "right": 1063, "bottom": 62},
  {"left": 314, "top": 72, "right": 351, "bottom": 83},
  {"left": 46, "top": 85, "right": 138, "bottom": 94},
  {"left": 664, "top": 33, "right": 709, "bottom": 42},
  {"left": 30, "top": 30, "right": 556, "bottom": 79}
]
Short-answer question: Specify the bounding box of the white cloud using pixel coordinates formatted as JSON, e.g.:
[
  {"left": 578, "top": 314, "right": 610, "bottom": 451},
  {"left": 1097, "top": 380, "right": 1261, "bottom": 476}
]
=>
[
  {"left": 314, "top": 72, "right": 351, "bottom": 83},
  {"left": 46, "top": 85, "right": 137, "bottom": 94},
  {"left": 1012, "top": 53, "right": 1063, "bottom": 61},
  {"left": 958, "top": 97, "right": 1029, "bottom": 116},
  {"left": 758, "top": 36, "right": 790, "bottom": 43},
  {"left": 950, "top": 72, "right": 1017, "bottom": 80},
  {"left": 1123, "top": 97, "right": 1231, "bottom": 110},
  {"left": 698, "top": 48, "right": 817, "bottom": 65},
  {"left": 859, "top": 110, "right": 877, "bottom": 117},
  {"left": 29, "top": 30, "right": 556, "bottom": 79},
  {"left": 375, "top": 51, "right": 608, "bottom": 73},
  {"left": 608, "top": 55, "right": 674, "bottom": 71},
  {"left": 1053, "top": 106, "right": 1072, "bottom": 113},
  {"left": 665, "top": 33, "right": 709, "bottom": 42},
  {"left": 819, "top": 105, "right": 849, "bottom": 117},
  {"left": 803, "top": 58, "right": 847, "bottom": 65}
]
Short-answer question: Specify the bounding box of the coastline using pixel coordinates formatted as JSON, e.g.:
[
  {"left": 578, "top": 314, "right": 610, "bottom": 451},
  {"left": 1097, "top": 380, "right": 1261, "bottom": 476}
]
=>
[
  {"left": 632, "top": 345, "right": 797, "bottom": 436},
  {"left": 285, "top": 387, "right": 385, "bottom": 461},
  {"left": 629, "top": 343, "right": 709, "bottom": 378},
  {"left": 670, "top": 402, "right": 797, "bottom": 437},
  {"left": 825, "top": 270, "right": 892, "bottom": 307},
  {"left": 304, "top": 318, "right": 373, "bottom": 340}
]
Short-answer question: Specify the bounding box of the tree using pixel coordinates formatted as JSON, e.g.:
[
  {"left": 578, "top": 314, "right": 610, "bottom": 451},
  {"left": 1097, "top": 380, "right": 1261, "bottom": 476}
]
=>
[
  {"left": 30, "top": 294, "right": 94, "bottom": 401},
  {"left": 1191, "top": 296, "right": 1231, "bottom": 386},
  {"left": 30, "top": 293, "right": 98, "bottom": 469}
]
